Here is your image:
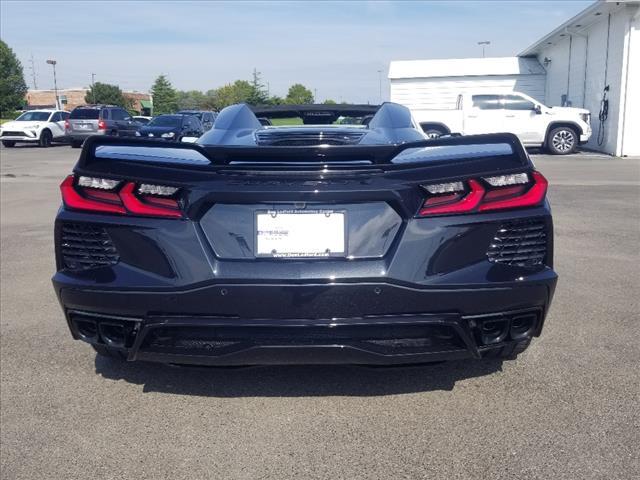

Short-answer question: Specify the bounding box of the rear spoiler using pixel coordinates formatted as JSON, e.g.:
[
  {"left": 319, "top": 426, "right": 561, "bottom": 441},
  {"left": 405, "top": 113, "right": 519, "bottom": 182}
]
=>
[{"left": 75, "top": 133, "right": 531, "bottom": 179}]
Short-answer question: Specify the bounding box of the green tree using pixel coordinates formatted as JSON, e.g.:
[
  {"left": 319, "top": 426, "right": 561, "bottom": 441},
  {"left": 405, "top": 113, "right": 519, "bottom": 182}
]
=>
[
  {"left": 202, "top": 89, "right": 219, "bottom": 110},
  {"left": 268, "top": 95, "right": 284, "bottom": 105},
  {"left": 0, "top": 40, "right": 27, "bottom": 115},
  {"left": 285, "top": 84, "right": 314, "bottom": 104},
  {"left": 323, "top": 99, "right": 337, "bottom": 105},
  {"left": 247, "top": 68, "right": 269, "bottom": 105},
  {"left": 85, "top": 82, "right": 128, "bottom": 107},
  {"left": 208, "top": 80, "right": 254, "bottom": 110},
  {"left": 176, "top": 90, "right": 206, "bottom": 110},
  {"left": 150, "top": 74, "right": 178, "bottom": 114}
]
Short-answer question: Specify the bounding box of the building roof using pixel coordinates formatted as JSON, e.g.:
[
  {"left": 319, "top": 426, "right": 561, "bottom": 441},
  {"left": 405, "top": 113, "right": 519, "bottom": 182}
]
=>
[
  {"left": 27, "top": 88, "right": 87, "bottom": 93},
  {"left": 26, "top": 88, "right": 151, "bottom": 96},
  {"left": 388, "top": 57, "right": 545, "bottom": 80},
  {"left": 519, "top": 0, "right": 639, "bottom": 56}
]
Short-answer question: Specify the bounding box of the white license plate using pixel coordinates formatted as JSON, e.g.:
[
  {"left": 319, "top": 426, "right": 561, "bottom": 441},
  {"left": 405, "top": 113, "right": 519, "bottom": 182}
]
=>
[
  {"left": 75, "top": 124, "right": 91, "bottom": 130},
  {"left": 256, "top": 210, "right": 345, "bottom": 258}
]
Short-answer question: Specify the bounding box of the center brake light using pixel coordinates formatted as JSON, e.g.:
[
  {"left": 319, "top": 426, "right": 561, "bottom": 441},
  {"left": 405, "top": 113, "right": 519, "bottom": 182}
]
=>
[
  {"left": 419, "top": 171, "right": 548, "bottom": 216},
  {"left": 60, "top": 175, "right": 182, "bottom": 218}
]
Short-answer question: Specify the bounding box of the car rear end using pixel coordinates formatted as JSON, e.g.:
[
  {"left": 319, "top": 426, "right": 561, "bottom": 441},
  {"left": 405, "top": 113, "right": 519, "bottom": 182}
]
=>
[
  {"left": 52, "top": 125, "right": 557, "bottom": 366},
  {"left": 66, "top": 107, "right": 107, "bottom": 144}
]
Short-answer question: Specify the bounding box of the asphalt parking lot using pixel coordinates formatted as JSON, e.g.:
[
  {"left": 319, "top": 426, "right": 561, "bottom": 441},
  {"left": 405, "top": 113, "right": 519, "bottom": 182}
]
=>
[{"left": 1, "top": 144, "right": 639, "bottom": 479}]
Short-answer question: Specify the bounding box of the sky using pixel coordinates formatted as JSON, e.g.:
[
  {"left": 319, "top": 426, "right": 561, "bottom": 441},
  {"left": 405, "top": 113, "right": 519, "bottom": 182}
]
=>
[{"left": 1, "top": 0, "right": 593, "bottom": 103}]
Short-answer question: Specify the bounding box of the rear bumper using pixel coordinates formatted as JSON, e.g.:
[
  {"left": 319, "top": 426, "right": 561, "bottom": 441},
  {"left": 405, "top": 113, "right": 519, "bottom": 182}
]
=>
[
  {"left": 67, "top": 131, "right": 106, "bottom": 141},
  {"left": 54, "top": 277, "right": 557, "bottom": 365}
]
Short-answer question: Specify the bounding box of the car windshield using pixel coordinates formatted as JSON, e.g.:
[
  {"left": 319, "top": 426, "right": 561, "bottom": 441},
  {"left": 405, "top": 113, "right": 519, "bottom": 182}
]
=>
[
  {"left": 15, "top": 111, "right": 51, "bottom": 122},
  {"left": 148, "top": 116, "right": 182, "bottom": 127}
]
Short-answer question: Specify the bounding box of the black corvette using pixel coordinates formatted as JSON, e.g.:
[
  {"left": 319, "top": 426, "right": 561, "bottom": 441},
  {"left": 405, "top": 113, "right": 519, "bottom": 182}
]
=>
[{"left": 52, "top": 102, "right": 557, "bottom": 365}]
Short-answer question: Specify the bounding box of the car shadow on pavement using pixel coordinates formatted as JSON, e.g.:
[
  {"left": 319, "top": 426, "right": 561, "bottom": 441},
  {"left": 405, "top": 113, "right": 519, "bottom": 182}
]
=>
[
  {"left": 2, "top": 143, "right": 69, "bottom": 148},
  {"left": 94, "top": 356, "right": 504, "bottom": 397}
]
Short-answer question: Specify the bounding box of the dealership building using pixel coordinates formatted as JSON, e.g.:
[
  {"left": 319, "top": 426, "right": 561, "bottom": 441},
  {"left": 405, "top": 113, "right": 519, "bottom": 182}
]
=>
[{"left": 390, "top": 0, "right": 639, "bottom": 156}]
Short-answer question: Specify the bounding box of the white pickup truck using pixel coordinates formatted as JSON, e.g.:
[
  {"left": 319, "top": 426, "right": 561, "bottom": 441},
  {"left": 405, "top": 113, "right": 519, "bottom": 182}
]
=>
[{"left": 412, "top": 92, "right": 592, "bottom": 155}]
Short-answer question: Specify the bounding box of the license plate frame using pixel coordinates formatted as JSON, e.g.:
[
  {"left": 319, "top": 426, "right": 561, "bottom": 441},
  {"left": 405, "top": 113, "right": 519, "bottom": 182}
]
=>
[{"left": 255, "top": 209, "right": 347, "bottom": 259}]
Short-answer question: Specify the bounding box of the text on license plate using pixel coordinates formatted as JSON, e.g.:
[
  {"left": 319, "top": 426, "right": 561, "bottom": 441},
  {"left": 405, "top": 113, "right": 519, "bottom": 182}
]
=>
[{"left": 256, "top": 210, "right": 345, "bottom": 258}]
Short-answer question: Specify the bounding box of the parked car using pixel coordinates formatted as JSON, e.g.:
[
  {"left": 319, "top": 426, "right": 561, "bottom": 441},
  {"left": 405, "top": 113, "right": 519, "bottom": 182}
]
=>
[
  {"left": 132, "top": 116, "right": 152, "bottom": 125},
  {"left": 176, "top": 110, "right": 217, "bottom": 131},
  {"left": 412, "top": 92, "right": 592, "bottom": 154},
  {"left": 0, "top": 109, "right": 69, "bottom": 147},
  {"left": 66, "top": 105, "right": 140, "bottom": 148},
  {"left": 52, "top": 102, "right": 557, "bottom": 366},
  {"left": 136, "top": 114, "right": 204, "bottom": 141}
]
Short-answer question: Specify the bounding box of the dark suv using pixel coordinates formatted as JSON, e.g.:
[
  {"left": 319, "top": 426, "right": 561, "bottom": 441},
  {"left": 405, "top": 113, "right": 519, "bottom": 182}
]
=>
[
  {"left": 176, "top": 110, "right": 217, "bottom": 131},
  {"left": 66, "top": 105, "right": 139, "bottom": 148},
  {"left": 136, "top": 114, "right": 204, "bottom": 141}
]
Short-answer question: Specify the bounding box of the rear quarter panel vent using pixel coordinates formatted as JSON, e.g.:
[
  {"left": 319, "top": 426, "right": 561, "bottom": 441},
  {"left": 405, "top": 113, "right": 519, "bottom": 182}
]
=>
[
  {"left": 487, "top": 218, "right": 548, "bottom": 267},
  {"left": 60, "top": 223, "right": 119, "bottom": 270}
]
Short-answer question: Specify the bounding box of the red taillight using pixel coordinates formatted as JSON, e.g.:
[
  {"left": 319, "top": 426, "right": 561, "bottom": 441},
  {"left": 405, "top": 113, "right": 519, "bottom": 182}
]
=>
[
  {"left": 478, "top": 171, "right": 548, "bottom": 212},
  {"left": 60, "top": 176, "right": 126, "bottom": 214},
  {"left": 143, "top": 196, "right": 181, "bottom": 208},
  {"left": 60, "top": 176, "right": 182, "bottom": 218},
  {"left": 482, "top": 185, "right": 526, "bottom": 202},
  {"left": 97, "top": 120, "right": 107, "bottom": 130},
  {"left": 64, "top": 120, "right": 70, "bottom": 130},
  {"left": 419, "top": 180, "right": 485, "bottom": 216},
  {"left": 118, "top": 182, "right": 182, "bottom": 218},
  {"left": 419, "top": 171, "right": 548, "bottom": 216}
]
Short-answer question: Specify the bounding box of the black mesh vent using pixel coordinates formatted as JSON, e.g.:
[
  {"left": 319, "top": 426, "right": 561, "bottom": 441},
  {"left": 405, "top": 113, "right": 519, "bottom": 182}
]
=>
[
  {"left": 2, "top": 131, "right": 24, "bottom": 137},
  {"left": 60, "top": 223, "right": 119, "bottom": 270},
  {"left": 487, "top": 219, "right": 547, "bottom": 267},
  {"left": 255, "top": 130, "right": 366, "bottom": 146}
]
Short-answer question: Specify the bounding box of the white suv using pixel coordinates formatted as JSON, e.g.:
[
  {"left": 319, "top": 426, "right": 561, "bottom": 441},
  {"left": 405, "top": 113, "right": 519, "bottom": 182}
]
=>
[
  {"left": 412, "top": 92, "right": 592, "bottom": 155},
  {"left": 0, "top": 109, "right": 70, "bottom": 148}
]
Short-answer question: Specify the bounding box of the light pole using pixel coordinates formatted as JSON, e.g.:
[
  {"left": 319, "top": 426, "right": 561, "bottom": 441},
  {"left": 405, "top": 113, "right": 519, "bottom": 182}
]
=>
[
  {"left": 91, "top": 73, "right": 96, "bottom": 104},
  {"left": 477, "top": 41, "right": 490, "bottom": 58},
  {"left": 46, "top": 59, "right": 59, "bottom": 109},
  {"left": 377, "top": 69, "right": 382, "bottom": 104}
]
